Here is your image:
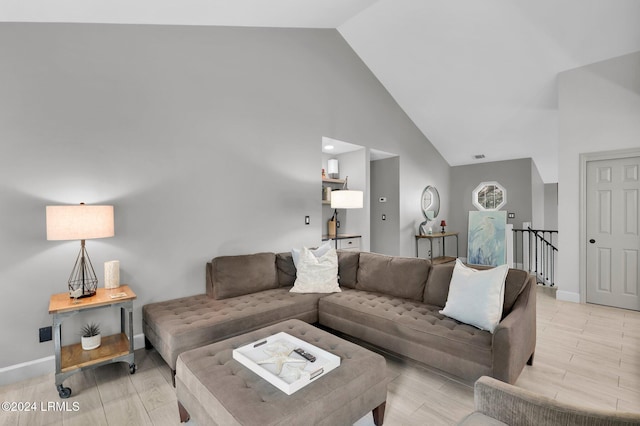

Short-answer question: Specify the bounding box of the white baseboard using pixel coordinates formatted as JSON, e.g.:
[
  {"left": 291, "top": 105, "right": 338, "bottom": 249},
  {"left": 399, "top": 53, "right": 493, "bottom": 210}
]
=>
[
  {"left": 0, "top": 356, "right": 55, "bottom": 387},
  {"left": 0, "top": 333, "right": 146, "bottom": 386},
  {"left": 556, "top": 290, "right": 580, "bottom": 303}
]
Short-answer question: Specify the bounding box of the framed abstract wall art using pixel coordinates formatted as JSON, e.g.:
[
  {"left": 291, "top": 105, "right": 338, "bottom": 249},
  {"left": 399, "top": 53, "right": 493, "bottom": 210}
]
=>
[{"left": 467, "top": 210, "right": 507, "bottom": 266}]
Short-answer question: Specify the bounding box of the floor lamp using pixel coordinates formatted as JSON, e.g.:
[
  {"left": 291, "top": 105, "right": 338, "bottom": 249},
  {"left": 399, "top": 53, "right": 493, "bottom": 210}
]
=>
[
  {"left": 46, "top": 203, "right": 115, "bottom": 298},
  {"left": 330, "top": 187, "right": 364, "bottom": 249}
]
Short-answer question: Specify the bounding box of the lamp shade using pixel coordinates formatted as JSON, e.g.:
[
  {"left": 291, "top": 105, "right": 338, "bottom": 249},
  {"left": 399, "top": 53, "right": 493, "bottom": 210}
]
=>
[
  {"left": 331, "top": 190, "right": 363, "bottom": 209},
  {"left": 46, "top": 204, "right": 114, "bottom": 241},
  {"left": 440, "top": 220, "right": 447, "bottom": 227}
]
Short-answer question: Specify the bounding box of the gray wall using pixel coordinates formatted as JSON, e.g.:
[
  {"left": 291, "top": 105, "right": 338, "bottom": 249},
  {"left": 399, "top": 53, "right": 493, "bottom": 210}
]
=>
[
  {"left": 544, "top": 183, "right": 558, "bottom": 230},
  {"left": 531, "top": 162, "right": 545, "bottom": 230},
  {"left": 450, "top": 158, "right": 535, "bottom": 259},
  {"left": 0, "top": 23, "right": 450, "bottom": 371},
  {"left": 557, "top": 51, "right": 640, "bottom": 301},
  {"left": 370, "top": 156, "right": 400, "bottom": 255}
]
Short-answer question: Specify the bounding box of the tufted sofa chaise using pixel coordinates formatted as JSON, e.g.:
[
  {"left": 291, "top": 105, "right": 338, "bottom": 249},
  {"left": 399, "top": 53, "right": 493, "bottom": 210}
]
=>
[{"left": 142, "top": 250, "right": 536, "bottom": 386}]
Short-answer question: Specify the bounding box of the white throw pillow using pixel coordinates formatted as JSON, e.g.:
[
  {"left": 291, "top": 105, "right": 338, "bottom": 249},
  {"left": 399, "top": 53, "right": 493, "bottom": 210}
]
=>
[
  {"left": 290, "top": 247, "right": 341, "bottom": 294},
  {"left": 439, "top": 259, "right": 508, "bottom": 333},
  {"left": 291, "top": 241, "right": 332, "bottom": 268}
]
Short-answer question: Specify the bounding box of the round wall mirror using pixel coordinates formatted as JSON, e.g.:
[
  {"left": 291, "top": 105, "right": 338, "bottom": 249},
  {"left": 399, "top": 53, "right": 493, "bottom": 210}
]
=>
[
  {"left": 472, "top": 181, "right": 507, "bottom": 211},
  {"left": 419, "top": 186, "right": 440, "bottom": 235},
  {"left": 421, "top": 186, "right": 440, "bottom": 220}
]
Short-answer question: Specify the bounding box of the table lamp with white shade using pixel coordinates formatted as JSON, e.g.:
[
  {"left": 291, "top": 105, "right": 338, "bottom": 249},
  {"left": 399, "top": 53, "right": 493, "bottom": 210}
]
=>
[
  {"left": 46, "top": 203, "right": 114, "bottom": 298},
  {"left": 330, "top": 177, "right": 363, "bottom": 248}
]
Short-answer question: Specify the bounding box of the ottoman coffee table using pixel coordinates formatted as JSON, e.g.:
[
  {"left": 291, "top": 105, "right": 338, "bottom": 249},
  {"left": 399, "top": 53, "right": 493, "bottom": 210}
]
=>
[{"left": 176, "top": 319, "right": 388, "bottom": 425}]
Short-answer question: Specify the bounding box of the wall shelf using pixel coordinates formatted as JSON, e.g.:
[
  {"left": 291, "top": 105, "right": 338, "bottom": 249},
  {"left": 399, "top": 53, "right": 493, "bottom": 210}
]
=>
[
  {"left": 322, "top": 177, "right": 346, "bottom": 204},
  {"left": 322, "top": 178, "right": 345, "bottom": 184}
]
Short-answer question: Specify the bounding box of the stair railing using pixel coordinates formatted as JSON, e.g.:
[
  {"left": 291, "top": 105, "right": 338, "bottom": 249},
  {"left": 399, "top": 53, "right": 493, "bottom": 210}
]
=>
[{"left": 512, "top": 227, "right": 558, "bottom": 286}]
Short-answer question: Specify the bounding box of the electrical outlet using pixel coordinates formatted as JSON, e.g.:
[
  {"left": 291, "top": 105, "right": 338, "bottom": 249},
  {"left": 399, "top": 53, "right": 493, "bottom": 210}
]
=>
[
  {"left": 336, "top": 221, "right": 340, "bottom": 228},
  {"left": 304, "top": 216, "right": 310, "bottom": 225},
  {"left": 39, "top": 326, "right": 52, "bottom": 343},
  {"left": 382, "top": 214, "right": 386, "bottom": 220},
  {"left": 508, "top": 212, "right": 515, "bottom": 219}
]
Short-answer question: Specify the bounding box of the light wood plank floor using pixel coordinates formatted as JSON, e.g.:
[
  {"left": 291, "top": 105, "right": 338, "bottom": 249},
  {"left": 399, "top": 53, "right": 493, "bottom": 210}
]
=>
[{"left": 2, "top": 286, "right": 639, "bottom": 425}]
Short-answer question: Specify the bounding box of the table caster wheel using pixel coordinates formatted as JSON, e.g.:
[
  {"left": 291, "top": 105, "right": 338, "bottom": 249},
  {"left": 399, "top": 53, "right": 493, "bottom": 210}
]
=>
[
  {"left": 57, "top": 385, "right": 72, "bottom": 399},
  {"left": 129, "top": 363, "right": 136, "bottom": 374}
]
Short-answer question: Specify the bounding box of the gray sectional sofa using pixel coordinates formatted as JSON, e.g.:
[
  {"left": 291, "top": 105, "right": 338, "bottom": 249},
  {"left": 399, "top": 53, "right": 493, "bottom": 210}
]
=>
[{"left": 142, "top": 250, "right": 536, "bottom": 386}]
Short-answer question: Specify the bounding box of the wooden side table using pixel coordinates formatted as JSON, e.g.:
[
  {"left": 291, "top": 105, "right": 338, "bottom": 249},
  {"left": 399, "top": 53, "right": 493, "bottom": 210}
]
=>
[
  {"left": 415, "top": 232, "right": 459, "bottom": 264},
  {"left": 48, "top": 285, "right": 137, "bottom": 398}
]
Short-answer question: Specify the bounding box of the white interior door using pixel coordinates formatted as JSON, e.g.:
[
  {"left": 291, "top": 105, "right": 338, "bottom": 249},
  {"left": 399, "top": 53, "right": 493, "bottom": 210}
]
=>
[{"left": 586, "top": 156, "right": 640, "bottom": 310}]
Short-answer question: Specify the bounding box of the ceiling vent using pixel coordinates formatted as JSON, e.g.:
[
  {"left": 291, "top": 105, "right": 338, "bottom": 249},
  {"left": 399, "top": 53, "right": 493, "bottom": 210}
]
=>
[{"left": 473, "top": 154, "right": 486, "bottom": 160}]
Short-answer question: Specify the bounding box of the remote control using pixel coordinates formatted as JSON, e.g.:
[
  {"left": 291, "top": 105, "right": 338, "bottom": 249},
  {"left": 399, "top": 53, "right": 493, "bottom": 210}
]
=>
[{"left": 294, "top": 348, "right": 316, "bottom": 362}]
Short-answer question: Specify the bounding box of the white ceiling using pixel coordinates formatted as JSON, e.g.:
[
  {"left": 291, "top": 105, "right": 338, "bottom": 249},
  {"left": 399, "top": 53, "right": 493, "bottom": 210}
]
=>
[
  {"left": 322, "top": 137, "right": 396, "bottom": 161},
  {"left": 0, "top": 0, "right": 378, "bottom": 27},
  {"left": 339, "top": 0, "right": 640, "bottom": 182},
  {"left": 3, "top": 0, "right": 640, "bottom": 182}
]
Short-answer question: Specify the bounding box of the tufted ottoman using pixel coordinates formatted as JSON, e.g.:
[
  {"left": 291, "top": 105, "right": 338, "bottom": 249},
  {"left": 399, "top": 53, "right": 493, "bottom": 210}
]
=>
[{"left": 176, "top": 319, "right": 388, "bottom": 426}]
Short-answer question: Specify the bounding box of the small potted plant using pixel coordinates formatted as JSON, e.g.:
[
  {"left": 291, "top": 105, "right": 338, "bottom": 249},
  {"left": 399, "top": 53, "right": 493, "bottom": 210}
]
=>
[{"left": 81, "top": 322, "right": 101, "bottom": 350}]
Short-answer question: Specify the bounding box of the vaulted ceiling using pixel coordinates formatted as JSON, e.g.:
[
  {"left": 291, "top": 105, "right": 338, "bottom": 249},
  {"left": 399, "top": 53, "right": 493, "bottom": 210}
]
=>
[{"left": 3, "top": 0, "right": 640, "bottom": 182}]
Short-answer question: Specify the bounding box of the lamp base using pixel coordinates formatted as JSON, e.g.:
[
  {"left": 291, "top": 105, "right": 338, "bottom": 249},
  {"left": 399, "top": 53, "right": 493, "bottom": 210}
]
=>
[
  {"left": 68, "top": 241, "right": 98, "bottom": 299},
  {"left": 327, "top": 219, "right": 336, "bottom": 238}
]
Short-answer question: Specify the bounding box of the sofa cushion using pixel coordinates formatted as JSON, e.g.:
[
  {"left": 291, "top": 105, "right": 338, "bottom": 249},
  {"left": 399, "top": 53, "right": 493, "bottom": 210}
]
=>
[
  {"left": 355, "top": 252, "right": 430, "bottom": 301},
  {"left": 276, "top": 252, "right": 297, "bottom": 287},
  {"left": 440, "top": 260, "right": 509, "bottom": 333},
  {"left": 290, "top": 247, "right": 340, "bottom": 293},
  {"left": 337, "top": 250, "right": 359, "bottom": 288},
  {"left": 424, "top": 263, "right": 530, "bottom": 317},
  {"left": 142, "top": 288, "right": 325, "bottom": 369},
  {"left": 319, "top": 289, "right": 492, "bottom": 376},
  {"left": 423, "top": 263, "right": 456, "bottom": 308},
  {"left": 291, "top": 241, "right": 332, "bottom": 266},
  {"left": 277, "top": 249, "right": 359, "bottom": 289},
  {"left": 209, "top": 252, "right": 278, "bottom": 300}
]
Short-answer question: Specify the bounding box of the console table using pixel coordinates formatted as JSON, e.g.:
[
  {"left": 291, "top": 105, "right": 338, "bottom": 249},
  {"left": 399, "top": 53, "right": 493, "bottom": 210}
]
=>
[
  {"left": 415, "top": 232, "right": 459, "bottom": 264},
  {"left": 49, "top": 285, "right": 137, "bottom": 398}
]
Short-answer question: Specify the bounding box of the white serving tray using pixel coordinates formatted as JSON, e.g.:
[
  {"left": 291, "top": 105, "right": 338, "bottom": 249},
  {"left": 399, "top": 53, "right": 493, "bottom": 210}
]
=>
[{"left": 232, "top": 332, "right": 340, "bottom": 395}]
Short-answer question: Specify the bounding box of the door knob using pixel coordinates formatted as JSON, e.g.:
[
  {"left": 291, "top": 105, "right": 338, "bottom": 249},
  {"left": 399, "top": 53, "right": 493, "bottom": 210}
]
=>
[{"left": 589, "top": 239, "right": 596, "bottom": 244}]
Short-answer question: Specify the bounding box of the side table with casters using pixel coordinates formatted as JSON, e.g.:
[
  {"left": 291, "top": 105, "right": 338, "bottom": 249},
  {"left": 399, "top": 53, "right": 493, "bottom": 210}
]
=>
[{"left": 48, "top": 285, "right": 137, "bottom": 399}]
